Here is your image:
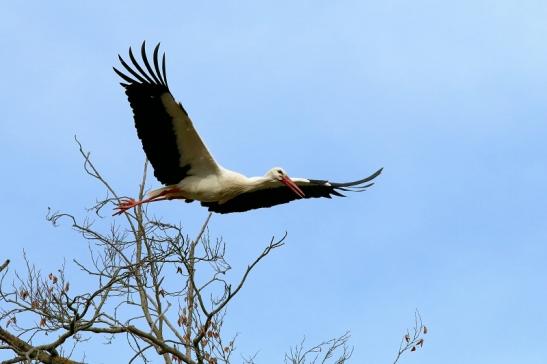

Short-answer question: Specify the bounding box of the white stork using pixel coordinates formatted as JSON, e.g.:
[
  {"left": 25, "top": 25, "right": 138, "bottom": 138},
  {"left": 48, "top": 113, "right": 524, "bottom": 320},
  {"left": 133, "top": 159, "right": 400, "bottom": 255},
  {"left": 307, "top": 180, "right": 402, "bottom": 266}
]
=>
[{"left": 113, "top": 42, "right": 382, "bottom": 215}]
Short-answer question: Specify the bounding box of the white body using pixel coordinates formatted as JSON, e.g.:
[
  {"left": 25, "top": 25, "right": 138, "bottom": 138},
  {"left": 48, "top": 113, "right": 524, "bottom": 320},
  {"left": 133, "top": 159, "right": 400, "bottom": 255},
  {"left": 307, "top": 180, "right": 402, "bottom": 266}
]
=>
[
  {"left": 177, "top": 168, "right": 258, "bottom": 203},
  {"left": 149, "top": 167, "right": 308, "bottom": 204}
]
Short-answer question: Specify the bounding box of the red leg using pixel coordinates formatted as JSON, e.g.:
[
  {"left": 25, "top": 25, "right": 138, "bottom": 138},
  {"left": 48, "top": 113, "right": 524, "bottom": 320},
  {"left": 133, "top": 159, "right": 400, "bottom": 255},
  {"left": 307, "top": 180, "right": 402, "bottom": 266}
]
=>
[{"left": 113, "top": 188, "right": 181, "bottom": 216}]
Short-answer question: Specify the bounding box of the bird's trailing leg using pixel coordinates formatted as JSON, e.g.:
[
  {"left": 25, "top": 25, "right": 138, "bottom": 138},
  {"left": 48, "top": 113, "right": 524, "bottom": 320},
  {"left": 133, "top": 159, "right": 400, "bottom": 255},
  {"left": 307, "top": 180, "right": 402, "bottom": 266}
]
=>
[
  {"left": 113, "top": 196, "right": 166, "bottom": 215},
  {"left": 113, "top": 187, "right": 182, "bottom": 216}
]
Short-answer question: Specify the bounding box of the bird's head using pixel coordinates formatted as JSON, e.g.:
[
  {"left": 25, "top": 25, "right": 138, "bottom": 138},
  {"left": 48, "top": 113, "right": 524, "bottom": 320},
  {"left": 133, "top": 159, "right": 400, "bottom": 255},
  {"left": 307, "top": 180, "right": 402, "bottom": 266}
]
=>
[
  {"left": 266, "top": 167, "right": 288, "bottom": 181},
  {"left": 265, "top": 167, "right": 305, "bottom": 198}
]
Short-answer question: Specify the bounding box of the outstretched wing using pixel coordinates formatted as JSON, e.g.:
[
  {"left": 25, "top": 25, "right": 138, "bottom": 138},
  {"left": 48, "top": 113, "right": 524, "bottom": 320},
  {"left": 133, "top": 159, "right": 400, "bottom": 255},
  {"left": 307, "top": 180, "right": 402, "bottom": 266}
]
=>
[
  {"left": 114, "top": 42, "right": 220, "bottom": 185},
  {"left": 202, "top": 168, "right": 383, "bottom": 213}
]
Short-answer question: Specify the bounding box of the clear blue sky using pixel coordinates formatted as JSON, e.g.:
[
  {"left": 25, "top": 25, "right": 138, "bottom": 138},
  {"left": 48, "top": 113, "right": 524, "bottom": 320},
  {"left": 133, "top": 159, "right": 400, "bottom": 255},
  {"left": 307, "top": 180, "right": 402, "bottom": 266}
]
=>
[{"left": 1, "top": 1, "right": 547, "bottom": 363}]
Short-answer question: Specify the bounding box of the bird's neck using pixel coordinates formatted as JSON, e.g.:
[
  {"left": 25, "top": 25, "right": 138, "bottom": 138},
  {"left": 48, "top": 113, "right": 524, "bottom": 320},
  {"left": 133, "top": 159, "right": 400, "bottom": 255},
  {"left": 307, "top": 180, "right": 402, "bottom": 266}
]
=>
[
  {"left": 220, "top": 170, "right": 272, "bottom": 194},
  {"left": 246, "top": 176, "right": 276, "bottom": 191}
]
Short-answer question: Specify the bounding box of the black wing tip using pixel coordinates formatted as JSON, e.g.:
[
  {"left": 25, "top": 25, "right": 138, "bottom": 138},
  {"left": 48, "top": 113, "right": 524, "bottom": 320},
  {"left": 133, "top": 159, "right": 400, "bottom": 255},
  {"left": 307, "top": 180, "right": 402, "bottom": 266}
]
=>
[
  {"left": 114, "top": 41, "right": 168, "bottom": 88},
  {"left": 368, "top": 167, "right": 383, "bottom": 181},
  {"left": 331, "top": 167, "right": 383, "bottom": 192},
  {"left": 351, "top": 167, "right": 383, "bottom": 185},
  {"left": 369, "top": 167, "right": 383, "bottom": 180}
]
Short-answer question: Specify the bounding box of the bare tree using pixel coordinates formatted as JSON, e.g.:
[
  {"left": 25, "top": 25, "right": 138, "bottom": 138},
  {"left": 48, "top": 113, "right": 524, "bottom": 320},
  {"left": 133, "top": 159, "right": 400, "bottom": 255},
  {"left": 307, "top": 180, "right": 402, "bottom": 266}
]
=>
[
  {"left": 282, "top": 312, "right": 427, "bottom": 364},
  {"left": 0, "top": 140, "right": 427, "bottom": 363}
]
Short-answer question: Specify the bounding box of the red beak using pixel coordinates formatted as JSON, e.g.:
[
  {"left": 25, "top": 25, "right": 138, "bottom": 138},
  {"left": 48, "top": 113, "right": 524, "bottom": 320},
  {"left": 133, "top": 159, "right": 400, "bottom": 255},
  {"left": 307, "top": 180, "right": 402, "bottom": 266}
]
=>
[{"left": 281, "top": 176, "right": 306, "bottom": 198}]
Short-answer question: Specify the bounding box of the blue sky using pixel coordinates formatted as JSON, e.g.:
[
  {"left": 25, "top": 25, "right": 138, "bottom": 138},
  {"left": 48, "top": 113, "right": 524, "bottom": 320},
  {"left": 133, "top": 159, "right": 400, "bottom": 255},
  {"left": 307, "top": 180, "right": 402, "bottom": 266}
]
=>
[{"left": 1, "top": 1, "right": 547, "bottom": 363}]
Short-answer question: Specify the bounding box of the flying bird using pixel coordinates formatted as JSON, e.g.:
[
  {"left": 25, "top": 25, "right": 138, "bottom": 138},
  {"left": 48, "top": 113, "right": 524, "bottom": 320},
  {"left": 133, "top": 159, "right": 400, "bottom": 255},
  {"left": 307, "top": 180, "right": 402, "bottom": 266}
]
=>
[{"left": 113, "top": 42, "right": 382, "bottom": 215}]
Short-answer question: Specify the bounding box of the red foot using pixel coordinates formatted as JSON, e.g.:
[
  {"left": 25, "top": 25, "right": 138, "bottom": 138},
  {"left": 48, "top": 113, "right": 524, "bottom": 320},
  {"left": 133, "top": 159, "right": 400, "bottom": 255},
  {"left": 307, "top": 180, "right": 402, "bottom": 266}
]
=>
[{"left": 113, "top": 198, "right": 140, "bottom": 216}]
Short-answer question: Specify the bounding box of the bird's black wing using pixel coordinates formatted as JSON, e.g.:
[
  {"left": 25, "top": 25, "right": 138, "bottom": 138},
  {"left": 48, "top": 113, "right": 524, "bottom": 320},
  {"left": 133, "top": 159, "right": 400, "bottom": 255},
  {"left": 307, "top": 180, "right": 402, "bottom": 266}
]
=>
[
  {"left": 114, "top": 42, "right": 218, "bottom": 185},
  {"left": 201, "top": 168, "right": 383, "bottom": 214}
]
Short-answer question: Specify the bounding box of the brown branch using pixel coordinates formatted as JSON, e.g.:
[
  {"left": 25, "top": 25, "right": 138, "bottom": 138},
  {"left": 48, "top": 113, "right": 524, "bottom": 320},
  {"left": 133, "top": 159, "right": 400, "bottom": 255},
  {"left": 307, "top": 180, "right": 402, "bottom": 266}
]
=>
[
  {"left": 81, "top": 325, "right": 195, "bottom": 364},
  {"left": 0, "top": 326, "right": 82, "bottom": 364},
  {"left": 72, "top": 142, "right": 176, "bottom": 362},
  {"left": 185, "top": 213, "right": 212, "bottom": 361},
  {"left": 191, "top": 233, "right": 286, "bottom": 358}
]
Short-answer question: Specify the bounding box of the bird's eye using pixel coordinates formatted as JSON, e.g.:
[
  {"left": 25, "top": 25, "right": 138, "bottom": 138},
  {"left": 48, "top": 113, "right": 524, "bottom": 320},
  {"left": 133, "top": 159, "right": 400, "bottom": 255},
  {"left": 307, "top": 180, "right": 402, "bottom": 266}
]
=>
[{"left": 277, "top": 169, "right": 283, "bottom": 174}]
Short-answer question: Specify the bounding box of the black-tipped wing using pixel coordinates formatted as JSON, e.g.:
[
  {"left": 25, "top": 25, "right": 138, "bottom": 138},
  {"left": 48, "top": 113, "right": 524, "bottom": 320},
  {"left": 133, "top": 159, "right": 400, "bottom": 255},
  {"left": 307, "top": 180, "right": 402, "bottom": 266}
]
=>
[
  {"left": 114, "top": 42, "right": 219, "bottom": 185},
  {"left": 202, "top": 168, "right": 383, "bottom": 214}
]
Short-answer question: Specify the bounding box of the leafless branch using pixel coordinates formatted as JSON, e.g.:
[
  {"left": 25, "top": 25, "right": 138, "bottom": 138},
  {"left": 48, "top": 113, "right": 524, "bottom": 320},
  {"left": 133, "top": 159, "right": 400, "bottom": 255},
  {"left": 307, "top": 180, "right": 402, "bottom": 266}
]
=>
[
  {"left": 284, "top": 332, "right": 353, "bottom": 364},
  {"left": 0, "top": 139, "right": 287, "bottom": 364},
  {"left": 392, "top": 310, "right": 428, "bottom": 364}
]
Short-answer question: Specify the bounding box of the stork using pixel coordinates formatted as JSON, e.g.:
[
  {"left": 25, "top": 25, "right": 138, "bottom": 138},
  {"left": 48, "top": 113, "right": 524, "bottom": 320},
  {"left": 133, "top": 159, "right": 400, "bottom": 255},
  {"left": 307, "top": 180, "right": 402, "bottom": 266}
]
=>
[{"left": 113, "top": 42, "right": 382, "bottom": 215}]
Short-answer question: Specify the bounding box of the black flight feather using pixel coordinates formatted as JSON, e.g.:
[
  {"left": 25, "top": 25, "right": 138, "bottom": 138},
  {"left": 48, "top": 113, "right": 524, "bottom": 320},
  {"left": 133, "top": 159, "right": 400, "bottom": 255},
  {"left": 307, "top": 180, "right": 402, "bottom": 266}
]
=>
[
  {"left": 152, "top": 44, "right": 166, "bottom": 86},
  {"left": 114, "top": 42, "right": 190, "bottom": 185},
  {"left": 141, "top": 42, "right": 162, "bottom": 85},
  {"left": 128, "top": 47, "right": 154, "bottom": 84}
]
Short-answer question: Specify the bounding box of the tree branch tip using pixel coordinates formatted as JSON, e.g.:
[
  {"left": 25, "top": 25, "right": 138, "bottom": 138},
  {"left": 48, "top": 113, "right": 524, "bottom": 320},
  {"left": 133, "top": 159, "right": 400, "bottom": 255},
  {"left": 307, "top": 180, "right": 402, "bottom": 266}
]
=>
[
  {"left": 73, "top": 135, "right": 84, "bottom": 150},
  {"left": 0, "top": 259, "right": 10, "bottom": 273}
]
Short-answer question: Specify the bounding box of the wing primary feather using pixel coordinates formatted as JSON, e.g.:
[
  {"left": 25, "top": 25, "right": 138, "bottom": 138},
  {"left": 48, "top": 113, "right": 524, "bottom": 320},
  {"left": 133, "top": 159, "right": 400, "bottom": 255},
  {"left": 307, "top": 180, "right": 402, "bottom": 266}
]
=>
[
  {"left": 128, "top": 47, "right": 155, "bottom": 84},
  {"left": 331, "top": 168, "right": 383, "bottom": 187},
  {"left": 117, "top": 55, "right": 148, "bottom": 83},
  {"left": 152, "top": 43, "right": 166, "bottom": 86},
  {"left": 162, "top": 52, "right": 169, "bottom": 88},
  {"left": 354, "top": 182, "right": 375, "bottom": 189},
  {"left": 340, "top": 182, "right": 375, "bottom": 190},
  {"left": 336, "top": 182, "right": 375, "bottom": 192},
  {"left": 113, "top": 66, "right": 138, "bottom": 84},
  {"left": 141, "top": 42, "right": 162, "bottom": 85},
  {"left": 336, "top": 187, "right": 352, "bottom": 192}
]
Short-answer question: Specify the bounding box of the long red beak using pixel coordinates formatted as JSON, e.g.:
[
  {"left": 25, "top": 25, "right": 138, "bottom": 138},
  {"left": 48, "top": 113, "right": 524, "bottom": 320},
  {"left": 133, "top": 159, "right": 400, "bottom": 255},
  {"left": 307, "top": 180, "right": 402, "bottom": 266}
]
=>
[{"left": 281, "top": 176, "right": 305, "bottom": 198}]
